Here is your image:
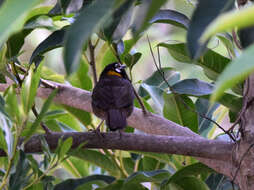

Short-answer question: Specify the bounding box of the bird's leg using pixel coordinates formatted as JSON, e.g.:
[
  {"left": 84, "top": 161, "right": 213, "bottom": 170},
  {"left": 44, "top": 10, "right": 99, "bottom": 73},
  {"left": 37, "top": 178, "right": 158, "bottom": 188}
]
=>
[{"left": 118, "top": 129, "right": 125, "bottom": 140}]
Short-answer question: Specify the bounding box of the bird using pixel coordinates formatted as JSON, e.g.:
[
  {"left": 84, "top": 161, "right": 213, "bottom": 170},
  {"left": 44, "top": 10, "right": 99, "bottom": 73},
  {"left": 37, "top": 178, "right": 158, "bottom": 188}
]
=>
[{"left": 91, "top": 62, "right": 135, "bottom": 131}]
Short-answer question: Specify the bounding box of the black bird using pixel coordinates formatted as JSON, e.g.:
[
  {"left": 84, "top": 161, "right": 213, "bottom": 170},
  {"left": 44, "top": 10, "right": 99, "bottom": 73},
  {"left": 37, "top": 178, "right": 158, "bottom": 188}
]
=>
[{"left": 91, "top": 62, "right": 135, "bottom": 131}]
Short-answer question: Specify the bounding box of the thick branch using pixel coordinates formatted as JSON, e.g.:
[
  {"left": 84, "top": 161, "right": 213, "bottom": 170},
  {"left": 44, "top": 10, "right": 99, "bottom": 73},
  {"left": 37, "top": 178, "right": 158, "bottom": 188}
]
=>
[{"left": 11, "top": 132, "right": 233, "bottom": 161}]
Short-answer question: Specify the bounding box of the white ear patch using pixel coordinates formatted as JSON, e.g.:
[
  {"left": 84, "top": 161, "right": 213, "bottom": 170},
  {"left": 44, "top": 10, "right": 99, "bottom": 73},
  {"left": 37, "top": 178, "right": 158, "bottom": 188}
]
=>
[{"left": 115, "top": 68, "right": 121, "bottom": 73}]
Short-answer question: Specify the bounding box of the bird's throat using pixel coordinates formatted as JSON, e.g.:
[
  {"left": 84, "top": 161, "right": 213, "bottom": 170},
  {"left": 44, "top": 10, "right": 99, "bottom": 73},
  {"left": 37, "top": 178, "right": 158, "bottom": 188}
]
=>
[{"left": 107, "top": 70, "right": 122, "bottom": 77}]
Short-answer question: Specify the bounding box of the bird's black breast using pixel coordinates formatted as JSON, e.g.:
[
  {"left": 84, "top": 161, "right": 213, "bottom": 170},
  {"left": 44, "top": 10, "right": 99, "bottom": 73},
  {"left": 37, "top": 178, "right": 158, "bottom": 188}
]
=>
[{"left": 92, "top": 76, "right": 135, "bottom": 112}]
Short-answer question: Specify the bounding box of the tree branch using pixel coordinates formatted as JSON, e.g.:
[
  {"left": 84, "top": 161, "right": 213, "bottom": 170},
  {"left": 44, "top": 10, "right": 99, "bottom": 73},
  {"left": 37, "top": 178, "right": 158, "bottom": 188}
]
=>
[{"left": 0, "top": 132, "right": 232, "bottom": 161}]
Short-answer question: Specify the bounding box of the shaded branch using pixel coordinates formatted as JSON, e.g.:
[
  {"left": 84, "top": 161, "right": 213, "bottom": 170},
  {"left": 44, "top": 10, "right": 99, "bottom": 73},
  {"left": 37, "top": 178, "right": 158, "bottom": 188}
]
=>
[{"left": 0, "top": 132, "right": 233, "bottom": 161}]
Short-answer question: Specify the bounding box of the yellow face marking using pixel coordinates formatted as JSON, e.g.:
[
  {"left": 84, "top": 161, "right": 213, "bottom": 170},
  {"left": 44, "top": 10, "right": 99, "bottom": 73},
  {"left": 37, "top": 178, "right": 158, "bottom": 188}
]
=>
[{"left": 107, "top": 70, "right": 122, "bottom": 77}]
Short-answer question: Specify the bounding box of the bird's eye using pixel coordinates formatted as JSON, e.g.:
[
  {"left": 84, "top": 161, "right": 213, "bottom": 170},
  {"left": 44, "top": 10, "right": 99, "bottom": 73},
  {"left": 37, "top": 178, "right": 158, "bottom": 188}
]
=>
[{"left": 115, "top": 68, "right": 121, "bottom": 73}]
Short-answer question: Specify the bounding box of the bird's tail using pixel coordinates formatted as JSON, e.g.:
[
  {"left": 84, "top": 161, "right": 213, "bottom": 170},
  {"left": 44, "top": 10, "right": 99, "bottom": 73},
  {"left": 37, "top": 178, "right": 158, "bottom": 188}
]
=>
[{"left": 106, "top": 109, "right": 126, "bottom": 131}]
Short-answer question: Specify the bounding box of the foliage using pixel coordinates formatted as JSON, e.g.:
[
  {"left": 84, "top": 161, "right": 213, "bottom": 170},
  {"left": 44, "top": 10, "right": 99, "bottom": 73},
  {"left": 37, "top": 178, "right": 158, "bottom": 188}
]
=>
[{"left": 0, "top": 0, "right": 253, "bottom": 189}]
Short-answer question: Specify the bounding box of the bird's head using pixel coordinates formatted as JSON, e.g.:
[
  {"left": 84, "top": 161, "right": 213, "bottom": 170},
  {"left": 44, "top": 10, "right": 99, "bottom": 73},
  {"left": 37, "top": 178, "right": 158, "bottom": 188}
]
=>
[{"left": 101, "top": 62, "right": 127, "bottom": 78}]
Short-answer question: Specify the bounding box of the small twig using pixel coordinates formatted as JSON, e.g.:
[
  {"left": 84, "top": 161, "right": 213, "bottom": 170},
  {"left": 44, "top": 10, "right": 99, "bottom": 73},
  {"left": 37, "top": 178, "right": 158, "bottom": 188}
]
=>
[
  {"left": 88, "top": 39, "right": 98, "bottom": 85},
  {"left": 232, "top": 143, "right": 254, "bottom": 182},
  {"left": 147, "top": 35, "right": 236, "bottom": 141},
  {"left": 232, "top": 29, "right": 242, "bottom": 50},
  {"left": 227, "top": 78, "right": 249, "bottom": 134},
  {"left": 32, "top": 105, "right": 52, "bottom": 134}
]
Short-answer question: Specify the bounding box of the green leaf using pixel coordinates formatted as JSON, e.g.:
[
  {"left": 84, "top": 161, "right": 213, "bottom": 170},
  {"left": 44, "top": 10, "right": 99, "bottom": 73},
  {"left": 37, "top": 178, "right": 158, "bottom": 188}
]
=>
[
  {"left": 172, "top": 79, "right": 214, "bottom": 96},
  {"left": 165, "top": 163, "right": 213, "bottom": 185},
  {"left": 58, "top": 137, "right": 73, "bottom": 160},
  {"left": 159, "top": 43, "right": 230, "bottom": 80},
  {"left": 5, "top": 86, "right": 22, "bottom": 125},
  {"left": 133, "top": 152, "right": 171, "bottom": 164},
  {"left": 201, "top": 5, "right": 254, "bottom": 43},
  {"left": 170, "top": 176, "right": 210, "bottom": 190},
  {"left": 21, "top": 64, "right": 41, "bottom": 114},
  {"left": 54, "top": 175, "right": 115, "bottom": 190},
  {"left": 41, "top": 66, "right": 65, "bottom": 83},
  {"left": 216, "top": 33, "right": 236, "bottom": 58},
  {"left": 30, "top": 27, "right": 66, "bottom": 66},
  {"left": 0, "top": 112, "right": 12, "bottom": 156},
  {"left": 139, "top": 68, "right": 180, "bottom": 109},
  {"left": 7, "top": 6, "right": 53, "bottom": 58},
  {"left": 64, "top": 0, "right": 115, "bottom": 74},
  {"left": 96, "top": 179, "right": 125, "bottom": 190},
  {"left": 187, "top": 0, "right": 234, "bottom": 58},
  {"left": 61, "top": 156, "right": 89, "bottom": 177},
  {"left": 124, "top": 170, "right": 170, "bottom": 188},
  {"left": 98, "top": 0, "right": 134, "bottom": 42},
  {"left": 62, "top": 105, "right": 91, "bottom": 127},
  {"left": 24, "top": 89, "right": 57, "bottom": 140},
  {"left": 211, "top": 43, "right": 254, "bottom": 102},
  {"left": 163, "top": 93, "right": 198, "bottom": 133},
  {"left": 124, "top": 52, "right": 142, "bottom": 70},
  {"left": 10, "top": 151, "right": 31, "bottom": 190},
  {"left": 69, "top": 56, "right": 92, "bottom": 91},
  {"left": 142, "top": 156, "right": 160, "bottom": 171},
  {"left": 150, "top": 9, "right": 190, "bottom": 29},
  {"left": 132, "top": 0, "right": 167, "bottom": 35},
  {"left": 196, "top": 98, "right": 219, "bottom": 136},
  {"left": 69, "top": 149, "right": 121, "bottom": 177},
  {"left": 0, "top": 0, "right": 41, "bottom": 46}
]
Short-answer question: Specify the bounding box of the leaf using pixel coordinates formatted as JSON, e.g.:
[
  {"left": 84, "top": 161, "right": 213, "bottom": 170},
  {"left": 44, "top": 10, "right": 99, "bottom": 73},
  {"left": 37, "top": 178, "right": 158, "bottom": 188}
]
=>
[
  {"left": 211, "top": 43, "right": 254, "bottom": 102},
  {"left": 5, "top": 86, "right": 22, "bottom": 126},
  {"left": 29, "top": 27, "right": 67, "bottom": 66},
  {"left": 69, "top": 55, "right": 92, "bottom": 91},
  {"left": 159, "top": 42, "right": 230, "bottom": 80},
  {"left": 10, "top": 151, "right": 31, "bottom": 190},
  {"left": 64, "top": 0, "right": 115, "bottom": 75},
  {"left": 98, "top": 0, "right": 134, "bottom": 42},
  {"left": 96, "top": 179, "right": 125, "bottom": 190},
  {"left": 172, "top": 79, "right": 214, "bottom": 96},
  {"left": 163, "top": 93, "right": 198, "bottom": 133},
  {"left": 124, "top": 170, "right": 170, "bottom": 188},
  {"left": 7, "top": 6, "right": 52, "bottom": 58},
  {"left": 150, "top": 9, "right": 190, "bottom": 29},
  {"left": 58, "top": 137, "right": 73, "bottom": 160},
  {"left": 216, "top": 33, "right": 236, "bottom": 57},
  {"left": 132, "top": 0, "right": 167, "bottom": 35},
  {"left": 53, "top": 175, "right": 115, "bottom": 190},
  {"left": 69, "top": 149, "right": 121, "bottom": 177},
  {"left": 41, "top": 66, "right": 65, "bottom": 83},
  {"left": 138, "top": 68, "right": 180, "bottom": 110},
  {"left": 162, "top": 162, "right": 214, "bottom": 188},
  {"left": 187, "top": 0, "right": 234, "bottom": 58},
  {"left": 62, "top": 105, "right": 91, "bottom": 127},
  {"left": 24, "top": 89, "right": 57, "bottom": 140},
  {"left": 0, "top": 0, "right": 41, "bottom": 46},
  {"left": 61, "top": 156, "right": 89, "bottom": 177},
  {"left": 0, "top": 112, "right": 11, "bottom": 156},
  {"left": 170, "top": 176, "right": 210, "bottom": 190},
  {"left": 195, "top": 98, "right": 219, "bottom": 137},
  {"left": 133, "top": 152, "right": 171, "bottom": 164},
  {"left": 124, "top": 52, "right": 142, "bottom": 70},
  {"left": 201, "top": 5, "right": 254, "bottom": 43},
  {"left": 21, "top": 64, "right": 41, "bottom": 114}
]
